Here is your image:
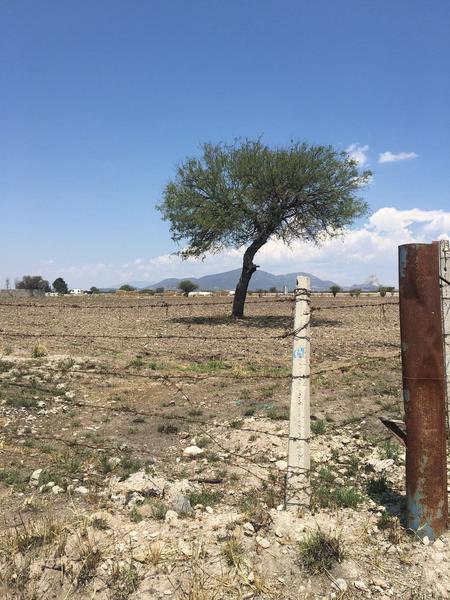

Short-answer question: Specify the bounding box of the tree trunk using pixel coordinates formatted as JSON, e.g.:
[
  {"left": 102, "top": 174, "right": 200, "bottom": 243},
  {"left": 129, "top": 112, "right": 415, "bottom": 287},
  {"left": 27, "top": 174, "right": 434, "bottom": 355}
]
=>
[{"left": 232, "top": 238, "right": 266, "bottom": 317}]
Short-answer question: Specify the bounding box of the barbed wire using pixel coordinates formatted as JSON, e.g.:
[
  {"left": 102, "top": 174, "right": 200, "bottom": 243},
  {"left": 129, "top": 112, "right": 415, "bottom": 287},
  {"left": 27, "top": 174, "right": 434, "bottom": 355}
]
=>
[{"left": 0, "top": 299, "right": 399, "bottom": 311}]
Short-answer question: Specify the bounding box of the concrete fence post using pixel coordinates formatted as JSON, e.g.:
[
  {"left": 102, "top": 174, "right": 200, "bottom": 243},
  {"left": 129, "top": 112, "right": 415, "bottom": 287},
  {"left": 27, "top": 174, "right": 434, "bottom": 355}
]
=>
[
  {"left": 399, "top": 243, "right": 448, "bottom": 539},
  {"left": 285, "top": 275, "right": 311, "bottom": 512}
]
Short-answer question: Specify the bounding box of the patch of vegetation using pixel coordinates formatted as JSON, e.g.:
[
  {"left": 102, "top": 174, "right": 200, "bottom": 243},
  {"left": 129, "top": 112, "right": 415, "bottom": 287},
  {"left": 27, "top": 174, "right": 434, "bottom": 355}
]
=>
[
  {"left": 31, "top": 343, "right": 47, "bottom": 358},
  {"left": 119, "top": 457, "right": 142, "bottom": 479},
  {"left": 346, "top": 455, "right": 360, "bottom": 476},
  {"left": 0, "top": 468, "right": 24, "bottom": 486},
  {"left": 188, "top": 408, "right": 203, "bottom": 417},
  {"left": 149, "top": 501, "right": 168, "bottom": 520},
  {"left": 317, "top": 467, "right": 335, "bottom": 483},
  {"left": 10, "top": 518, "right": 62, "bottom": 554},
  {"left": 187, "top": 359, "right": 230, "bottom": 373},
  {"left": 189, "top": 488, "right": 223, "bottom": 507},
  {"left": 311, "top": 419, "right": 327, "bottom": 435},
  {"left": 266, "top": 409, "right": 289, "bottom": 421},
  {"left": 77, "top": 544, "right": 103, "bottom": 587},
  {"left": 132, "top": 416, "right": 146, "bottom": 424},
  {"left": 109, "top": 563, "right": 140, "bottom": 600},
  {"left": 366, "top": 475, "right": 389, "bottom": 501},
  {"left": 222, "top": 538, "right": 245, "bottom": 567},
  {"left": 313, "top": 484, "right": 362, "bottom": 509},
  {"left": 0, "top": 359, "right": 13, "bottom": 373},
  {"left": 128, "top": 356, "right": 144, "bottom": 369},
  {"left": 157, "top": 423, "right": 178, "bottom": 434},
  {"left": 379, "top": 439, "right": 400, "bottom": 461},
  {"left": 6, "top": 397, "right": 38, "bottom": 409},
  {"left": 298, "top": 529, "right": 345, "bottom": 574},
  {"left": 38, "top": 470, "right": 64, "bottom": 488},
  {"left": 244, "top": 407, "right": 255, "bottom": 416},
  {"left": 130, "top": 506, "right": 143, "bottom": 523}
]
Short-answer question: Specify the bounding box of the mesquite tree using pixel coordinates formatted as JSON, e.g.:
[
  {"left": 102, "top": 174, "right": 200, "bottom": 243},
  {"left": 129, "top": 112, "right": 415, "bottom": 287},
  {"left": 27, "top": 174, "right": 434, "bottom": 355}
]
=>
[{"left": 158, "top": 140, "right": 371, "bottom": 317}]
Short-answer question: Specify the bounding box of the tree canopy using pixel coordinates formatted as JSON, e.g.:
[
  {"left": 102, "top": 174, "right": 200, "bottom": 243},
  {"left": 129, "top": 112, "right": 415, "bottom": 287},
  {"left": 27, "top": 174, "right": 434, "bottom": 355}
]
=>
[
  {"left": 178, "top": 279, "right": 199, "bottom": 296},
  {"left": 158, "top": 139, "right": 371, "bottom": 316},
  {"left": 52, "top": 277, "right": 68, "bottom": 295},
  {"left": 119, "top": 284, "right": 136, "bottom": 292},
  {"left": 16, "top": 275, "right": 51, "bottom": 292}
]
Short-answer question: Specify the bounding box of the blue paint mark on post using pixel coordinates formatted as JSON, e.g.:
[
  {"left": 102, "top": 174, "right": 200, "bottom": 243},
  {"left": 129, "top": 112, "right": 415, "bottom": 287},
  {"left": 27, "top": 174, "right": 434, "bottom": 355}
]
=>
[{"left": 293, "top": 347, "right": 305, "bottom": 359}]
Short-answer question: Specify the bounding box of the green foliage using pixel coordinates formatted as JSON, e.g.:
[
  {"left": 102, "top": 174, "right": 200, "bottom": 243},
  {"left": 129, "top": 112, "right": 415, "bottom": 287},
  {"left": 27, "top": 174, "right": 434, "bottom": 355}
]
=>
[
  {"left": 15, "top": 275, "right": 51, "bottom": 292},
  {"left": 157, "top": 423, "right": 178, "bottom": 434},
  {"left": 379, "top": 439, "right": 400, "bottom": 461},
  {"left": 159, "top": 139, "right": 370, "bottom": 258},
  {"left": 52, "top": 277, "right": 68, "bottom": 295},
  {"left": 366, "top": 475, "right": 389, "bottom": 501},
  {"left": 313, "top": 484, "right": 362, "bottom": 509},
  {"left": 350, "top": 287, "right": 361, "bottom": 297},
  {"left": 330, "top": 285, "right": 341, "bottom": 297},
  {"left": 90, "top": 286, "right": 100, "bottom": 294},
  {"left": 189, "top": 488, "right": 223, "bottom": 507},
  {"left": 378, "top": 286, "right": 388, "bottom": 297},
  {"left": 298, "top": 529, "right": 345, "bottom": 574},
  {"left": 178, "top": 279, "right": 199, "bottom": 296},
  {"left": 311, "top": 419, "right": 327, "bottom": 434},
  {"left": 119, "top": 284, "right": 136, "bottom": 291},
  {"left": 158, "top": 139, "right": 370, "bottom": 315}
]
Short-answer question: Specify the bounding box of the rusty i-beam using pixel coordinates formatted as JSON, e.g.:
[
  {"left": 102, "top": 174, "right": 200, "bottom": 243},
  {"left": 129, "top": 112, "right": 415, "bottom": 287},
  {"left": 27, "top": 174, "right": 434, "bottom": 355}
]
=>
[{"left": 399, "top": 243, "right": 448, "bottom": 539}]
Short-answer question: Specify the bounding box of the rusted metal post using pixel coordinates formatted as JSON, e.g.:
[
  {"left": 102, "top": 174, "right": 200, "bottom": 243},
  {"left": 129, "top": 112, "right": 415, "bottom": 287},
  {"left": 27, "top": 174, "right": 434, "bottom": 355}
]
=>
[
  {"left": 285, "top": 276, "right": 311, "bottom": 512},
  {"left": 439, "top": 240, "right": 450, "bottom": 432},
  {"left": 399, "top": 243, "right": 448, "bottom": 539}
]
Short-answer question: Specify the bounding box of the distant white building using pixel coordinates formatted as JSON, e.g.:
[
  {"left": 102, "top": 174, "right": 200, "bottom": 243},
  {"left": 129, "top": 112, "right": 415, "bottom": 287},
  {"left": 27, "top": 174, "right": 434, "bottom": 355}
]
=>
[
  {"left": 70, "top": 289, "right": 85, "bottom": 296},
  {"left": 188, "top": 291, "right": 213, "bottom": 297}
]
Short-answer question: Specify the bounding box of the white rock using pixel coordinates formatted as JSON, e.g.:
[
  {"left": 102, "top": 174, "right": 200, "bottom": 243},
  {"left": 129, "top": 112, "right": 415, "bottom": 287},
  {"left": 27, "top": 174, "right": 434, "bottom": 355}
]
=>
[
  {"left": 65, "top": 391, "right": 75, "bottom": 399},
  {"left": 333, "top": 579, "right": 347, "bottom": 592},
  {"left": 205, "top": 506, "right": 213, "bottom": 514},
  {"left": 29, "top": 469, "right": 43, "bottom": 487},
  {"left": 183, "top": 446, "right": 204, "bottom": 458},
  {"left": 110, "top": 471, "right": 165, "bottom": 497},
  {"left": 108, "top": 457, "right": 121, "bottom": 468},
  {"left": 422, "top": 536, "right": 430, "bottom": 546},
  {"left": 165, "top": 510, "right": 179, "bottom": 526},
  {"left": 275, "top": 460, "right": 287, "bottom": 471},
  {"left": 52, "top": 485, "right": 64, "bottom": 495},
  {"left": 243, "top": 522, "right": 255, "bottom": 536},
  {"left": 434, "top": 538, "right": 445, "bottom": 549},
  {"left": 354, "top": 581, "right": 368, "bottom": 591},
  {"left": 255, "top": 536, "right": 270, "bottom": 549},
  {"left": 75, "top": 486, "right": 89, "bottom": 495},
  {"left": 366, "top": 458, "right": 394, "bottom": 473}
]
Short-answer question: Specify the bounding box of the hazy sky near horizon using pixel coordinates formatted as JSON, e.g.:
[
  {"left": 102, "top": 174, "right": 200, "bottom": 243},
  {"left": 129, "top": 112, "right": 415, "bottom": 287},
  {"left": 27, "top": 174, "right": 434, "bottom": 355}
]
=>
[{"left": 1, "top": 0, "right": 449, "bottom": 288}]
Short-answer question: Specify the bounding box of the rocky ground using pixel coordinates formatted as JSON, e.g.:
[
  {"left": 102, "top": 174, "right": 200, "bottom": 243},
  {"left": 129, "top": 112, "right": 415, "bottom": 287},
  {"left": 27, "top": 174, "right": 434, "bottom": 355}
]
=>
[{"left": 0, "top": 295, "right": 449, "bottom": 599}]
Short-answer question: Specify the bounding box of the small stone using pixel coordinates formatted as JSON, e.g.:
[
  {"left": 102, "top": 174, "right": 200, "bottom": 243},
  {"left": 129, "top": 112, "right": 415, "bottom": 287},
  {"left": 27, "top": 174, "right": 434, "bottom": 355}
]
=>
[
  {"left": 75, "top": 486, "right": 89, "bottom": 495},
  {"left": 52, "top": 485, "right": 64, "bottom": 495},
  {"left": 333, "top": 579, "right": 347, "bottom": 592},
  {"left": 165, "top": 510, "right": 179, "bottom": 526},
  {"left": 434, "top": 539, "right": 445, "bottom": 549},
  {"left": 173, "top": 495, "right": 193, "bottom": 515},
  {"left": 205, "top": 506, "right": 213, "bottom": 514},
  {"left": 422, "top": 536, "right": 430, "bottom": 546},
  {"left": 255, "top": 536, "right": 270, "bottom": 549},
  {"left": 183, "top": 446, "right": 204, "bottom": 458},
  {"left": 243, "top": 522, "right": 255, "bottom": 536},
  {"left": 354, "top": 581, "right": 368, "bottom": 592},
  {"left": 29, "top": 469, "right": 42, "bottom": 487},
  {"left": 275, "top": 460, "right": 287, "bottom": 471},
  {"left": 108, "top": 457, "right": 121, "bottom": 468}
]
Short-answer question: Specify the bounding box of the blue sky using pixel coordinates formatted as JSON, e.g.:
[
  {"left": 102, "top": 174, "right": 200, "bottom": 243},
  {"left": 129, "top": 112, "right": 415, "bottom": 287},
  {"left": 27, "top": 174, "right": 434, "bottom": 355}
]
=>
[{"left": 1, "top": 0, "right": 449, "bottom": 288}]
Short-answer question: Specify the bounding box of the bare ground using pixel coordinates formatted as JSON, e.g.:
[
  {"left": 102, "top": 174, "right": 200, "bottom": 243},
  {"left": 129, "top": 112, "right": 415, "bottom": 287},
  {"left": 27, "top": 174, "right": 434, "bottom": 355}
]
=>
[{"left": 0, "top": 295, "right": 448, "bottom": 599}]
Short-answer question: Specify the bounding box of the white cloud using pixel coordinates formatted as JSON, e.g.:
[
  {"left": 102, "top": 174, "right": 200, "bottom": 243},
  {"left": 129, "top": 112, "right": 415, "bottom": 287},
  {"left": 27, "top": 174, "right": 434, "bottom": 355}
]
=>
[
  {"left": 346, "top": 143, "right": 369, "bottom": 166},
  {"left": 378, "top": 151, "right": 418, "bottom": 164},
  {"left": 6, "top": 207, "right": 449, "bottom": 288}
]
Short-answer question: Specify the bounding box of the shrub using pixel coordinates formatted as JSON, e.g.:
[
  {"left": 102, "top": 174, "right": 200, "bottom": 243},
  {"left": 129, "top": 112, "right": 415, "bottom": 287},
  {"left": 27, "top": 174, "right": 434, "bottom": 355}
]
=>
[{"left": 298, "top": 529, "right": 345, "bottom": 574}]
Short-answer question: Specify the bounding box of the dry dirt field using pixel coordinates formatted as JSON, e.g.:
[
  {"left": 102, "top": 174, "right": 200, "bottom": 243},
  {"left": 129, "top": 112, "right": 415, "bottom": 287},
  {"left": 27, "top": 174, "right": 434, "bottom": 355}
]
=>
[{"left": 0, "top": 294, "right": 449, "bottom": 599}]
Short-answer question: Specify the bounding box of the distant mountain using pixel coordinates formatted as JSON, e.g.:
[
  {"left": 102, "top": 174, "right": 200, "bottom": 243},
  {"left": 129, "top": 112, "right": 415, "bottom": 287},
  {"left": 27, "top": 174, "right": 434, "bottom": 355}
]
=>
[{"left": 121, "top": 269, "right": 339, "bottom": 292}]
